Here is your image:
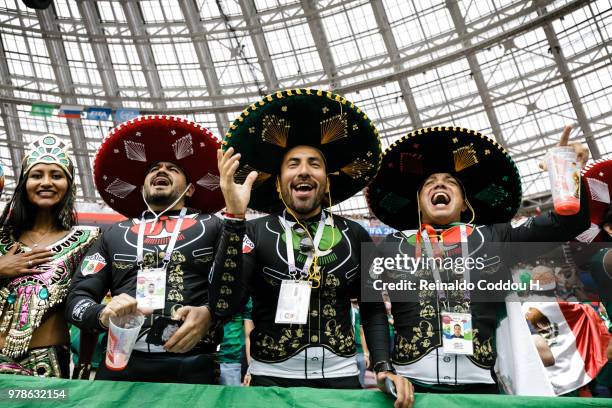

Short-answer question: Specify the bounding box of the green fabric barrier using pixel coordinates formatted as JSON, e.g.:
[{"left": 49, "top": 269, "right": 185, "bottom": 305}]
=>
[{"left": 0, "top": 374, "right": 611, "bottom": 407}]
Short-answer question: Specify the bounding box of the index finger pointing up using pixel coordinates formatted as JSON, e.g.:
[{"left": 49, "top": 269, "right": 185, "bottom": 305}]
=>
[{"left": 558, "top": 125, "right": 572, "bottom": 146}]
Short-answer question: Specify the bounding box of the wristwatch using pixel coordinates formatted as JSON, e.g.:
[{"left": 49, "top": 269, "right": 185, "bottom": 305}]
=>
[{"left": 373, "top": 360, "right": 396, "bottom": 374}]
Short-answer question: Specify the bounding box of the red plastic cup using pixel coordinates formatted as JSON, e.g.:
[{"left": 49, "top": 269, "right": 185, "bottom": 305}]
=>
[
  {"left": 105, "top": 313, "right": 144, "bottom": 371},
  {"left": 553, "top": 197, "right": 580, "bottom": 216},
  {"left": 546, "top": 147, "right": 581, "bottom": 216}
]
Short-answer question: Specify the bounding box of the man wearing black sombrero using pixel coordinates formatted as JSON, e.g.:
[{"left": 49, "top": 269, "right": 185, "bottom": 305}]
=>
[
  {"left": 213, "top": 89, "right": 413, "bottom": 407},
  {"left": 65, "top": 116, "right": 244, "bottom": 383},
  {"left": 366, "top": 125, "right": 591, "bottom": 393}
]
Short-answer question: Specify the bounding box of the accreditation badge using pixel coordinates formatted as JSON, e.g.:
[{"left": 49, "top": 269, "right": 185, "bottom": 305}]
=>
[
  {"left": 136, "top": 267, "right": 167, "bottom": 310},
  {"left": 441, "top": 311, "right": 474, "bottom": 355},
  {"left": 275, "top": 280, "right": 312, "bottom": 325}
]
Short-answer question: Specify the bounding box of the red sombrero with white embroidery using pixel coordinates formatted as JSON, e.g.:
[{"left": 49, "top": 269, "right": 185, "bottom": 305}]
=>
[
  {"left": 94, "top": 115, "right": 224, "bottom": 218},
  {"left": 576, "top": 158, "right": 612, "bottom": 243}
]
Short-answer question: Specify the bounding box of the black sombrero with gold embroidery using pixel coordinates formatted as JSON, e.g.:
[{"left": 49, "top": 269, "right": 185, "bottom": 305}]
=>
[
  {"left": 366, "top": 126, "right": 522, "bottom": 230},
  {"left": 222, "top": 89, "right": 382, "bottom": 213}
]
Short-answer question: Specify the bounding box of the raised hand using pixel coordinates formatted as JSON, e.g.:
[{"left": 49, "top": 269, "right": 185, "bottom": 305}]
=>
[
  {"left": 217, "top": 147, "right": 258, "bottom": 215},
  {"left": 540, "top": 125, "right": 590, "bottom": 170},
  {"left": 0, "top": 244, "right": 54, "bottom": 279}
]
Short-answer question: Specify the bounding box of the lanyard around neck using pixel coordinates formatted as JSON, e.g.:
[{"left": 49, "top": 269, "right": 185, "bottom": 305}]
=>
[
  {"left": 419, "top": 224, "right": 470, "bottom": 302},
  {"left": 137, "top": 207, "right": 187, "bottom": 268},
  {"left": 279, "top": 211, "right": 327, "bottom": 280}
]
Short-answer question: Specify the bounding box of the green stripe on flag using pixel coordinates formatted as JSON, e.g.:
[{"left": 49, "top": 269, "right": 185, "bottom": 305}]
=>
[{"left": 30, "top": 103, "right": 54, "bottom": 117}]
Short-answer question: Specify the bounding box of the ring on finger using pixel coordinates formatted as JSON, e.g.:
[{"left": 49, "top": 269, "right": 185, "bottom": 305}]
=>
[{"left": 28, "top": 260, "right": 33, "bottom": 267}]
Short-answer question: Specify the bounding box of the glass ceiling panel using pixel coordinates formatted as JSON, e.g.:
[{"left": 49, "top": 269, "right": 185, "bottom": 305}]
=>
[
  {"left": 263, "top": 21, "right": 323, "bottom": 80},
  {"left": 254, "top": 0, "right": 299, "bottom": 11}
]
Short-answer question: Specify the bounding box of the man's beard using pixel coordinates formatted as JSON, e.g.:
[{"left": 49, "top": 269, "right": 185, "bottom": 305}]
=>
[
  {"left": 283, "top": 187, "right": 325, "bottom": 216},
  {"left": 144, "top": 188, "right": 181, "bottom": 207}
]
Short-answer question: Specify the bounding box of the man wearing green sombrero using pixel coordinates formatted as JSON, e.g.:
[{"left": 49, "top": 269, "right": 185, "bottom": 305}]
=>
[
  {"left": 366, "top": 125, "right": 591, "bottom": 393},
  {"left": 213, "top": 89, "right": 413, "bottom": 406}
]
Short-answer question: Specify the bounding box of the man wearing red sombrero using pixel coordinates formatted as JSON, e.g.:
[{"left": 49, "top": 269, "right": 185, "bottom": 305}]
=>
[
  {"left": 576, "top": 158, "right": 612, "bottom": 396},
  {"left": 213, "top": 89, "right": 413, "bottom": 407},
  {"left": 576, "top": 158, "right": 612, "bottom": 300},
  {"left": 366, "top": 125, "right": 591, "bottom": 394},
  {"left": 65, "top": 116, "right": 244, "bottom": 384}
]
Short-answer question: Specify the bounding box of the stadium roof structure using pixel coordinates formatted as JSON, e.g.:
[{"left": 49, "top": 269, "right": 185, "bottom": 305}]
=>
[{"left": 0, "top": 0, "right": 610, "bottom": 217}]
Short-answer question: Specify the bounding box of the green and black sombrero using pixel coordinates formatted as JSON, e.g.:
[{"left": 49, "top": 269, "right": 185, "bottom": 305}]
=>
[
  {"left": 223, "top": 89, "right": 382, "bottom": 213},
  {"left": 366, "top": 126, "right": 522, "bottom": 230}
]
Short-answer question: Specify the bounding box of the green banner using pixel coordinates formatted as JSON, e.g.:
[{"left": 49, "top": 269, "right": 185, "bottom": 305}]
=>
[
  {"left": 30, "top": 103, "right": 54, "bottom": 117},
  {"left": 0, "top": 374, "right": 610, "bottom": 408}
]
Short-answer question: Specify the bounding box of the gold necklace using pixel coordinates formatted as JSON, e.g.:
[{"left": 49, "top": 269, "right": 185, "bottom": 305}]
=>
[{"left": 25, "top": 229, "right": 54, "bottom": 248}]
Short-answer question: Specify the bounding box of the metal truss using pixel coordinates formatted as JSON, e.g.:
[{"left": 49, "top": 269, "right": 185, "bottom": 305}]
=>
[
  {"left": 37, "top": 6, "right": 96, "bottom": 201},
  {"left": 238, "top": 0, "right": 279, "bottom": 92},
  {"left": 446, "top": 0, "right": 507, "bottom": 149},
  {"left": 0, "top": 38, "right": 25, "bottom": 180},
  {"left": 0, "top": 0, "right": 605, "bottom": 214},
  {"left": 179, "top": 0, "right": 228, "bottom": 135},
  {"left": 370, "top": 0, "right": 422, "bottom": 129},
  {"left": 121, "top": 0, "right": 165, "bottom": 111},
  {"left": 536, "top": 0, "right": 601, "bottom": 159},
  {"left": 77, "top": 0, "right": 123, "bottom": 125},
  {"left": 300, "top": 0, "right": 338, "bottom": 89}
]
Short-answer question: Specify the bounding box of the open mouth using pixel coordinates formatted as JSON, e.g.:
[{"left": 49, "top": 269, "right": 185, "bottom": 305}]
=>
[
  {"left": 430, "top": 191, "right": 451, "bottom": 207},
  {"left": 292, "top": 182, "right": 315, "bottom": 198},
  {"left": 152, "top": 176, "right": 171, "bottom": 187}
]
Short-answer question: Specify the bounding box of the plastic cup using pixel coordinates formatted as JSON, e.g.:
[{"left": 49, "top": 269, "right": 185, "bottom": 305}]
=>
[
  {"left": 546, "top": 146, "right": 581, "bottom": 215},
  {"left": 105, "top": 313, "right": 145, "bottom": 371}
]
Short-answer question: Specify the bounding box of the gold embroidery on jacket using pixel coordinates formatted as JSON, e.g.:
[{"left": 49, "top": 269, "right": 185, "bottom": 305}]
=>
[{"left": 324, "top": 319, "right": 354, "bottom": 353}]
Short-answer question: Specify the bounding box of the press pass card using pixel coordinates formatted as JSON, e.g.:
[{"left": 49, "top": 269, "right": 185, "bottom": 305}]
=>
[
  {"left": 275, "top": 280, "right": 312, "bottom": 324},
  {"left": 136, "top": 268, "right": 166, "bottom": 310},
  {"left": 441, "top": 311, "right": 474, "bottom": 355}
]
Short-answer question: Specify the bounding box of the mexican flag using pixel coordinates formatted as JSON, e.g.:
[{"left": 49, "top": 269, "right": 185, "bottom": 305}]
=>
[
  {"left": 81, "top": 253, "right": 107, "bottom": 276},
  {"left": 496, "top": 296, "right": 610, "bottom": 395}
]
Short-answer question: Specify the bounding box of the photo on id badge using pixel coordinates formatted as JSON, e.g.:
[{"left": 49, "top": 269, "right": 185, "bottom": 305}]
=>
[
  {"left": 136, "top": 271, "right": 166, "bottom": 309},
  {"left": 442, "top": 312, "right": 473, "bottom": 355}
]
